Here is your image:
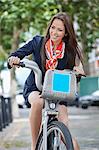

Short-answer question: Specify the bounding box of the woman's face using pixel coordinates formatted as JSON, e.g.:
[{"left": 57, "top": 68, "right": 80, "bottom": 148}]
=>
[{"left": 49, "top": 18, "right": 65, "bottom": 45}]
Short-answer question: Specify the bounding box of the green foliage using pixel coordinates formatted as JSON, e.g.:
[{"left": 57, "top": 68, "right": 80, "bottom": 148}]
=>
[{"left": 0, "top": 0, "right": 98, "bottom": 61}]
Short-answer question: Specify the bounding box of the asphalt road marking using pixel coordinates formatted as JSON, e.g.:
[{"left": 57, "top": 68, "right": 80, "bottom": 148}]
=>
[
  {"left": 13, "top": 118, "right": 29, "bottom": 122},
  {"left": 69, "top": 115, "right": 90, "bottom": 119}
]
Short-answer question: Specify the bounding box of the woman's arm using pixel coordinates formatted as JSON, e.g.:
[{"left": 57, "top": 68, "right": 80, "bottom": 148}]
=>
[
  {"left": 9, "top": 35, "right": 40, "bottom": 60},
  {"left": 8, "top": 35, "right": 42, "bottom": 68},
  {"left": 73, "top": 55, "right": 85, "bottom": 75}
]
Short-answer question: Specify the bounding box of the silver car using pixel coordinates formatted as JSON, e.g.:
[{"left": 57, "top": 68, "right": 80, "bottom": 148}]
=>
[
  {"left": 79, "top": 95, "right": 93, "bottom": 109},
  {"left": 91, "top": 90, "right": 99, "bottom": 106},
  {"left": 79, "top": 90, "right": 99, "bottom": 109}
]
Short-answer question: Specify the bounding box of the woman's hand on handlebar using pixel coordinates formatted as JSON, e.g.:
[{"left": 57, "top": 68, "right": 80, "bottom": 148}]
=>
[
  {"left": 73, "top": 66, "right": 86, "bottom": 77},
  {"left": 73, "top": 66, "right": 86, "bottom": 82},
  {"left": 8, "top": 56, "right": 20, "bottom": 68}
]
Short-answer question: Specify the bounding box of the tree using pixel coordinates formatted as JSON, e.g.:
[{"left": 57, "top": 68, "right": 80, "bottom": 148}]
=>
[
  {"left": 61, "top": 0, "right": 98, "bottom": 58},
  {"left": 0, "top": 0, "right": 98, "bottom": 62}
]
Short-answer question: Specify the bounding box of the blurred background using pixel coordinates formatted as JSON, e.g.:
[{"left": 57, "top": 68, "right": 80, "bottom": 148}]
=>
[{"left": 0, "top": 0, "right": 99, "bottom": 129}]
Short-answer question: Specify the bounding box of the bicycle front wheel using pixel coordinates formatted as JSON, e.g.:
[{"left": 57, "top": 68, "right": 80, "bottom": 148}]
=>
[{"left": 36, "top": 121, "right": 74, "bottom": 150}]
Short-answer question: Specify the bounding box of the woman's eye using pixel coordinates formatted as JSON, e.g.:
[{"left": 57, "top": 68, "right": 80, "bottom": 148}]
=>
[
  {"left": 58, "top": 29, "right": 63, "bottom": 32},
  {"left": 51, "top": 26, "right": 55, "bottom": 29},
  {"left": 51, "top": 26, "right": 64, "bottom": 32}
]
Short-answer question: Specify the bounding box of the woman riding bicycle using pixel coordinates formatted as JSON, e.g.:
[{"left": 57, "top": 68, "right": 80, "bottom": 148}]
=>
[{"left": 8, "top": 12, "right": 85, "bottom": 150}]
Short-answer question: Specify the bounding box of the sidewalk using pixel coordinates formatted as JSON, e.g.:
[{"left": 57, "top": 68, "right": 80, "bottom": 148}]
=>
[
  {"left": 0, "top": 107, "right": 99, "bottom": 150},
  {"left": 0, "top": 109, "right": 31, "bottom": 150}
]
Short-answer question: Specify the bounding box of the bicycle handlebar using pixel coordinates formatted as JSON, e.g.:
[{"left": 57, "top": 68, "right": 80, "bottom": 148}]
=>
[
  {"left": 8, "top": 58, "right": 86, "bottom": 91},
  {"left": 16, "top": 59, "right": 42, "bottom": 91}
]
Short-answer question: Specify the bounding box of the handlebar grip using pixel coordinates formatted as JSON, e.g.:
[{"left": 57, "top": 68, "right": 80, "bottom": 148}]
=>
[
  {"left": 12, "top": 62, "right": 25, "bottom": 67},
  {"left": 19, "top": 62, "right": 25, "bottom": 67},
  {"left": 7, "top": 61, "right": 25, "bottom": 68}
]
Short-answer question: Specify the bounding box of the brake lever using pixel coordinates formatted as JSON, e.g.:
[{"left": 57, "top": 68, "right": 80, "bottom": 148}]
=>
[{"left": 72, "top": 70, "right": 86, "bottom": 77}]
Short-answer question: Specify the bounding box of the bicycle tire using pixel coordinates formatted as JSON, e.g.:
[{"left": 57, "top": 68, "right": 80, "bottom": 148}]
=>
[{"left": 36, "top": 121, "right": 74, "bottom": 150}]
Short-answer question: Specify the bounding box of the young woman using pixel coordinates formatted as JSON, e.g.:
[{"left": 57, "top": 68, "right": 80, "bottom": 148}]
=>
[{"left": 8, "top": 12, "right": 85, "bottom": 150}]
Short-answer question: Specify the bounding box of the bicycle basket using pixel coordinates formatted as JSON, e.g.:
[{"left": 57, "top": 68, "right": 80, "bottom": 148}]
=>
[{"left": 42, "top": 69, "right": 77, "bottom": 102}]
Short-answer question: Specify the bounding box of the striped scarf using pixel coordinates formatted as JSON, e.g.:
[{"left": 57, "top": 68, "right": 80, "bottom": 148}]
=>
[{"left": 45, "top": 39, "right": 65, "bottom": 70}]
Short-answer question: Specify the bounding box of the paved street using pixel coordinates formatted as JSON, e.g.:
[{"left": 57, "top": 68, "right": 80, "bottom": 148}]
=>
[
  {"left": 0, "top": 106, "right": 99, "bottom": 150},
  {"left": 68, "top": 106, "right": 99, "bottom": 150}
]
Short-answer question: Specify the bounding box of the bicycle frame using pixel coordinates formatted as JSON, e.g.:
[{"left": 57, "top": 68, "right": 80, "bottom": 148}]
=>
[{"left": 42, "top": 99, "right": 59, "bottom": 150}]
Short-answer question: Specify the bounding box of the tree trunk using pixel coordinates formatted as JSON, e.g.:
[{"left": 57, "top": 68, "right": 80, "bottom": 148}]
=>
[
  {"left": 78, "top": 21, "right": 90, "bottom": 75},
  {"left": 81, "top": 37, "right": 90, "bottom": 75},
  {"left": 10, "top": 26, "right": 23, "bottom": 118},
  {"left": 11, "top": 26, "right": 21, "bottom": 51}
]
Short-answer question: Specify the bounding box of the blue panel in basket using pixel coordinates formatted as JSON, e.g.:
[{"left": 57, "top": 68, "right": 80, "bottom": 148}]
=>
[{"left": 52, "top": 73, "right": 71, "bottom": 93}]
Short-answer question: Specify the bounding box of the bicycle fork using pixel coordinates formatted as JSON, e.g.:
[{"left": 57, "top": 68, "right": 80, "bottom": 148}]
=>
[{"left": 54, "top": 131, "right": 61, "bottom": 150}]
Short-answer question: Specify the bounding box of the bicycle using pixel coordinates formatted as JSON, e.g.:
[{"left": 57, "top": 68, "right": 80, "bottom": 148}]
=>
[{"left": 13, "top": 59, "right": 83, "bottom": 150}]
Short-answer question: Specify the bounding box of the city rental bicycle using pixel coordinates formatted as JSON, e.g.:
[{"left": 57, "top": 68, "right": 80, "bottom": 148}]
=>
[{"left": 14, "top": 59, "right": 79, "bottom": 150}]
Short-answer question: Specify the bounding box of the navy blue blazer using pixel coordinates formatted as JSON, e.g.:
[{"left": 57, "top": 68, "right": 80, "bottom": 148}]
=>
[
  {"left": 9, "top": 35, "right": 44, "bottom": 100},
  {"left": 9, "top": 35, "right": 76, "bottom": 103}
]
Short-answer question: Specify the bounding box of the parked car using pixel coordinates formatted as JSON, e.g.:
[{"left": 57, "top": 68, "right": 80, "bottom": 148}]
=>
[
  {"left": 16, "top": 90, "right": 26, "bottom": 108},
  {"left": 16, "top": 90, "right": 31, "bottom": 108},
  {"left": 91, "top": 90, "right": 99, "bottom": 106},
  {"left": 79, "top": 95, "right": 92, "bottom": 109},
  {"left": 79, "top": 90, "right": 99, "bottom": 109}
]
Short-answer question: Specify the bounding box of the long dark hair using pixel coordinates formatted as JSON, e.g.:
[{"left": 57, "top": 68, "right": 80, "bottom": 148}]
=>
[{"left": 41, "top": 12, "right": 83, "bottom": 71}]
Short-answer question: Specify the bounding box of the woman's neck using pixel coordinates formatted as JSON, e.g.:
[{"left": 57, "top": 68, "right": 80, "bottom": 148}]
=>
[{"left": 51, "top": 40, "right": 62, "bottom": 49}]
